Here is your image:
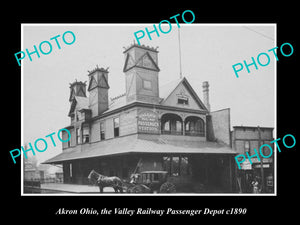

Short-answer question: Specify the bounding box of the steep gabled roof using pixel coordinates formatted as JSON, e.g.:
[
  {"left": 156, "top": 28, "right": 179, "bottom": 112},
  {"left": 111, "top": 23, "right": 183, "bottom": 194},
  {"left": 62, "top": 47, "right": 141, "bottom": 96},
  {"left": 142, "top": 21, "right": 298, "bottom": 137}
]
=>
[
  {"left": 159, "top": 78, "right": 183, "bottom": 101},
  {"left": 68, "top": 96, "right": 90, "bottom": 116},
  {"left": 94, "top": 77, "right": 208, "bottom": 116},
  {"left": 67, "top": 77, "right": 208, "bottom": 118},
  {"left": 123, "top": 51, "right": 160, "bottom": 72},
  {"left": 160, "top": 77, "right": 208, "bottom": 111},
  {"left": 87, "top": 73, "right": 109, "bottom": 91}
]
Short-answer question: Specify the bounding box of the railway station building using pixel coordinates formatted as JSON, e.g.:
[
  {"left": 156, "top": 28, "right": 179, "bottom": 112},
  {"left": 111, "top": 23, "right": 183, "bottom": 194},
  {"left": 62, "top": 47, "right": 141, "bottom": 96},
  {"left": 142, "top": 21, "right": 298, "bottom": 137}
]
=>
[{"left": 44, "top": 43, "right": 237, "bottom": 193}]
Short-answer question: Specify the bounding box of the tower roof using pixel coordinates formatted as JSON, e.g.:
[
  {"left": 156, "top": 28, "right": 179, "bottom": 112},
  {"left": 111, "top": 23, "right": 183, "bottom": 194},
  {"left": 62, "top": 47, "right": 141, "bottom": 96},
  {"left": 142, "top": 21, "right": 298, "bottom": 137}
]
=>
[
  {"left": 123, "top": 43, "right": 159, "bottom": 53},
  {"left": 69, "top": 80, "right": 87, "bottom": 102},
  {"left": 87, "top": 65, "right": 109, "bottom": 76},
  {"left": 69, "top": 80, "right": 86, "bottom": 88},
  {"left": 68, "top": 96, "right": 90, "bottom": 117}
]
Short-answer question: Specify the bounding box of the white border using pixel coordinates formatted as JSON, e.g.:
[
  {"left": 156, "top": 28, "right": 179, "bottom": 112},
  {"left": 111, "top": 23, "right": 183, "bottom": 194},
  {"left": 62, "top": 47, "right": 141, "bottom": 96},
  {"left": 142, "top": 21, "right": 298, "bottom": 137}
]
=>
[{"left": 21, "top": 23, "right": 277, "bottom": 196}]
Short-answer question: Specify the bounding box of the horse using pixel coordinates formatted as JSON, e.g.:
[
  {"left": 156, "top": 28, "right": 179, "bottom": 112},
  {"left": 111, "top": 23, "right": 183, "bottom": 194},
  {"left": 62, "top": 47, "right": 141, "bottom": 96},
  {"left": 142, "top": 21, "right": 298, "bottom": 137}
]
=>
[{"left": 87, "top": 170, "right": 123, "bottom": 193}]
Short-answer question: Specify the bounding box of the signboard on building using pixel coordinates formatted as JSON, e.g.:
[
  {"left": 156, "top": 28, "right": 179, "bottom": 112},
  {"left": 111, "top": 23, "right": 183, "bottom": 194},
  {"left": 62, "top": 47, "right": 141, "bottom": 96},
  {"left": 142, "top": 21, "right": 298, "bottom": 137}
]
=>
[
  {"left": 250, "top": 158, "right": 272, "bottom": 163},
  {"left": 138, "top": 110, "right": 159, "bottom": 134},
  {"left": 253, "top": 164, "right": 270, "bottom": 168},
  {"left": 240, "top": 159, "right": 252, "bottom": 170}
]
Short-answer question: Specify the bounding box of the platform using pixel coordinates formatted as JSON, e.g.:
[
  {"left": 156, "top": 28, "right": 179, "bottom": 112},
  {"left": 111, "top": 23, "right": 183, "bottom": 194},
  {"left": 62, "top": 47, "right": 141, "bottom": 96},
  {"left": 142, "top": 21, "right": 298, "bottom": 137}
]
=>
[{"left": 39, "top": 183, "right": 115, "bottom": 193}]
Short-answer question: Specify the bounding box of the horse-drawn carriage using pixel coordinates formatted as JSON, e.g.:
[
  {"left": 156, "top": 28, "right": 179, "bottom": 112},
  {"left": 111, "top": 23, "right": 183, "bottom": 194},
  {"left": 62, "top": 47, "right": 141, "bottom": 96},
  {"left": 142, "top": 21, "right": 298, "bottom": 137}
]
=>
[
  {"left": 87, "top": 170, "right": 176, "bottom": 194},
  {"left": 127, "top": 171, "right": 176, "bottom": 193}
]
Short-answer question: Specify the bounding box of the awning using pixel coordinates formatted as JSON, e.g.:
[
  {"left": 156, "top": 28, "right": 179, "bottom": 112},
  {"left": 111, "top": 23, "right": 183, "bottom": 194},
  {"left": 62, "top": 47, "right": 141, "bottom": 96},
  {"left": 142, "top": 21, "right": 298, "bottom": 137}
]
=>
[{"left": 43, "top": 134, "right": 237, "bottom": 164}]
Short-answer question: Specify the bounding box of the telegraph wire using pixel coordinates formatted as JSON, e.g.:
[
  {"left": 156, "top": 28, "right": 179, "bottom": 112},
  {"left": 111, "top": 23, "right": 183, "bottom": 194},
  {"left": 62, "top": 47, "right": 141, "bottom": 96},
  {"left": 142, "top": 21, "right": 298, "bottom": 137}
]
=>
[{"left": 242, "top": 26, "right": 274, "bottom": 41}]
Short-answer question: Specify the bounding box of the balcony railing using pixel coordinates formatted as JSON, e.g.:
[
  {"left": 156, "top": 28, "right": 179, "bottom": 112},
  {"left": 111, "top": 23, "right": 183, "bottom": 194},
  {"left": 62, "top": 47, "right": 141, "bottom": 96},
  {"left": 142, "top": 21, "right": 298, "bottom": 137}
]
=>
[
  {"left": 185, "top": 130, "right": 205, "bottom": 137},
  {"left": 161, "top": 130, "right": 205, "bottom": 137},
  {"left": 161, "top": 130, "right": 183, "bottom": 135}
]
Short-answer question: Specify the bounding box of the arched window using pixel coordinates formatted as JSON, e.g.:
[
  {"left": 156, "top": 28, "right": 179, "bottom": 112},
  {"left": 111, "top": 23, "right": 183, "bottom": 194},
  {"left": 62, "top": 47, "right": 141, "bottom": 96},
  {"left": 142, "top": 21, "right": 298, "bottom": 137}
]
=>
[
  {"left": 184, "top": 116, "right": 205, "bottom": 136},
  {"left": 161, "top": 113, "right": 183, "bottom": 135}
]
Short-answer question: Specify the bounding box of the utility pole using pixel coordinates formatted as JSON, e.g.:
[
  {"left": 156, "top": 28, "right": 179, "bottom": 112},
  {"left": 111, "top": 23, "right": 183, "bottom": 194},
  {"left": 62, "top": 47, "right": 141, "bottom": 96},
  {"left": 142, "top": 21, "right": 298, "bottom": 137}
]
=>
[
  {"left": 178, "top": 28, "right": 183, "bottom": 79},
  {"left": 258, "top": 126, "right": 265, "bottom": 193}
]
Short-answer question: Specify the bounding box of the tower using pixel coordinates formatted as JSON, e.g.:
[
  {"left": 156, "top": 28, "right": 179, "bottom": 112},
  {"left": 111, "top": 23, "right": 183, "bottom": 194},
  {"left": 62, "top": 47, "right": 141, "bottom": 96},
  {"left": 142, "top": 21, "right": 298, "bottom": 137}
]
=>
[
  {"left": 69, "top": 80, "right": 87, "bottom": 102},
  {"left": 87, "top": 66, "right": 110, "bottom": 117},
  {"left": 123, "top": 44, "right": 160, "bottom": 104}
]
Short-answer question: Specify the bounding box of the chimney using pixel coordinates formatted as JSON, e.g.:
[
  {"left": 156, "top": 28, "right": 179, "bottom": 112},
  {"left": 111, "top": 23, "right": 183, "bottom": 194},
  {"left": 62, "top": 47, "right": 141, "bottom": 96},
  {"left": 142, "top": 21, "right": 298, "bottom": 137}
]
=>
[{"left": 202, "top": 81, "right": 210, "bottom": 111}]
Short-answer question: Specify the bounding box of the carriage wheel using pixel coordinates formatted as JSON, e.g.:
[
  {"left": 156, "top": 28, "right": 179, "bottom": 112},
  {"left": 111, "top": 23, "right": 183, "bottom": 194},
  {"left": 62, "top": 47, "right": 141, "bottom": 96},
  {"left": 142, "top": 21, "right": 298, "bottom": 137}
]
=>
[
  {"left": 159, "top": 182, "right": 176, "bottom": 193},
  {"left": 127, "top": 185, "right": 136, "bottom": 193},
  {"left": 126, "top": 186, "right": 133, "bottom": 193},
  {"left": 131, "top": 185, "right": 144, "bottom": 193}
]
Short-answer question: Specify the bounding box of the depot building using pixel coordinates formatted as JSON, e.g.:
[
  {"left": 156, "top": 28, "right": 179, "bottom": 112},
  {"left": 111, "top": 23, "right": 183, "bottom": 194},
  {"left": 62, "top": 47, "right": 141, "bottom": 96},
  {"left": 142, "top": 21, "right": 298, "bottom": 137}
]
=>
[{"left": 44, "top": 43, "right": 237, "bottom": 192}]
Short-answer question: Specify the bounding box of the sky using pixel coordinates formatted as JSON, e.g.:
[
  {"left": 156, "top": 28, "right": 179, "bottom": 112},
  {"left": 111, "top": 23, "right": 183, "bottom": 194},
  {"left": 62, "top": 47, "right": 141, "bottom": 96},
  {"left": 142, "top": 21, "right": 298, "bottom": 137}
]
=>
[{"left": 22, "top": 24, "right": 275, "bottom": 164}]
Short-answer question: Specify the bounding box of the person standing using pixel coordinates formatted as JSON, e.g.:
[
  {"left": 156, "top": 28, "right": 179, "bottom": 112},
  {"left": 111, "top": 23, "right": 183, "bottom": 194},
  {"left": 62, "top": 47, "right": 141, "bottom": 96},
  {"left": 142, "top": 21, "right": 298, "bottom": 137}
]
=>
[{"left": 252, "top": 177, "right": 261, "bottom": 194}]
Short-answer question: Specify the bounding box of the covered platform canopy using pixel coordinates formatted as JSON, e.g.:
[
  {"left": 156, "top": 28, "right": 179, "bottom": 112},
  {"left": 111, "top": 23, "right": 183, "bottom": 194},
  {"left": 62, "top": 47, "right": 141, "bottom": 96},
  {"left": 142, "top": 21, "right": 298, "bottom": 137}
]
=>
[{"left": 43, "top": 133, "right": 237, "bottom": 164}]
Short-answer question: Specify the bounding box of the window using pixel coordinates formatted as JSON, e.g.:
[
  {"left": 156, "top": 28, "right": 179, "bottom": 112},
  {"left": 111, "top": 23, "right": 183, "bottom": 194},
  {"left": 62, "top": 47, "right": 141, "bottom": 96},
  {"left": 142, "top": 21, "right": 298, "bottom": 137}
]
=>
[
  {"left": 76, "top": 128, "right": 81, "bottom": 144},
  {"left": 142, "top": 173, "right": 150, "bottom": 183},
  {"left": 163, "top": 157, "right": 171, "bottom": 174},
  {"left": 180, "top": 157, "right": 190, "bottom": 176},
  {"left": 76, "top": 112, "right": 79, "bottom": 121},
  {"left": 69, "top": 163, "right": 72, "bottom": 177},
  {"left": 184, "top": 116, "right": 205, "bottom": 136},
  {"left": 114, "top": 118, "right": 120, "bottom": 137},
  {"left": 82, "top": 126, "right": 90, "bottom": 143},
  {"left": 153, "top": 173, "right": 159, "bottom": 182},
  {"left": 178, "top": 97, "right": 189, "bottom": 105},
  {"left": 176, "top": 121, "right": 182, "bottom": 133},
  {"left": 100, "top": 122, "right": 105, "bottom": 140},
  {"left": 67, "top": 138, "right": 71, "bottom": 148},
  {"left": 163, "top": 120, "right": 183, "bottom": 134},
  {"left": 244, "top": 141, "right": 250, "bottom": 153},
  {"left": 163, "top": 121, "right": 170, "bottom": 131},
  {"left": 143, "top": 80, "right": 152, "bottom": 90},
  {"left": 163, "top": 156, "right": 191, "bottom": 176},
  {"left": 171, "top": 157, "right": 180, "bottom": 176},
  {"left": 161, "top": 113, "right": 183, "bottom": 135}
]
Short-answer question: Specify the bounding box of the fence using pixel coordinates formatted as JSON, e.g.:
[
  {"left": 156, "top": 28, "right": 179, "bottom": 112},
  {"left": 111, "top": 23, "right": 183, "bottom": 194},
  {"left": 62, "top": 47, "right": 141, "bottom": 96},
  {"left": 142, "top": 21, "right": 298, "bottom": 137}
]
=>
[
  {"left": 25, "top": 177, "right": 63, "bottom": 184},
  {"left": 24, "top": 177, "right": 63, "bottom": 193}
]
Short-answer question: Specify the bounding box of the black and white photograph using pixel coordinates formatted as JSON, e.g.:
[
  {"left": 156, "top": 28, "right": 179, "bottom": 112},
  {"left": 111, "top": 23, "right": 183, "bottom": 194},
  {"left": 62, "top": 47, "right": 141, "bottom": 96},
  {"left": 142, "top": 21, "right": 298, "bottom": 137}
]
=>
[
  {"left": 21, "top": 24, "right": 276, "bottom": 195},
  {"left": 4, "top": 5, "right": 298, "bottom": 222}
]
